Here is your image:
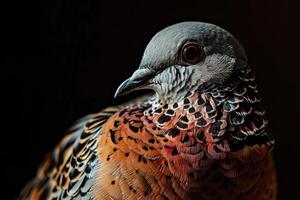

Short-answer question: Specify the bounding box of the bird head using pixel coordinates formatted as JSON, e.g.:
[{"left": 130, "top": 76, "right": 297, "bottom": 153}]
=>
[{"left": 115, "top": 22, "right": 248, "bottom": 103}]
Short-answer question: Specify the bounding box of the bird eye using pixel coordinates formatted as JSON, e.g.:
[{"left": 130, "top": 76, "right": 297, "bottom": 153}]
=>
[{"left": 181, "top": 42, "right": 204, "bottom": 64}]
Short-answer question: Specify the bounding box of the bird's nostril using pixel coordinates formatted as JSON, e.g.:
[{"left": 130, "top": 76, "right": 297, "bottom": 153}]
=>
[{"left": 130, "top": 68, "right": 155, "bottom": 83}]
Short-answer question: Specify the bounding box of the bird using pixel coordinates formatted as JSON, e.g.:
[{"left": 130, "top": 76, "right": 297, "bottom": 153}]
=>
[{"left": 19, "top": 21, "right": 276, "bottom": 200}]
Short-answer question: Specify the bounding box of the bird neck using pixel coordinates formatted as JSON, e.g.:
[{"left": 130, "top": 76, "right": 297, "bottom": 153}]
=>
[
  {"left": 139, "top": 66, "right": 274, "bottom": 178},
  {"left": 97, "top": 66, "right": 274, "bottom": 196}
]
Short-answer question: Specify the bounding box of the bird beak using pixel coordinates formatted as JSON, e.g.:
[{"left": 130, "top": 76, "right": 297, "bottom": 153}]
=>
[{"left": 114, "top": 68, "right": 155, "bottom": 98}]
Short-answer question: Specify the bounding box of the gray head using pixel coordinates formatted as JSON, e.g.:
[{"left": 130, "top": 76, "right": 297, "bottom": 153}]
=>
[{"left": 115, "top": 21, "right": 248, "bottom": 103}]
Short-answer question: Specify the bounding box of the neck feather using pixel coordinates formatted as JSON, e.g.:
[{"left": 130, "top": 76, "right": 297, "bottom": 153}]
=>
[{"left": 139, "top": 67, "right": 274, "bottom": 183}]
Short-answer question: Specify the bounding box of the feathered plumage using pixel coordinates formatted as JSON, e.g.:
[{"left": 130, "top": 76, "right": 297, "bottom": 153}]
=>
[{"left": 19, "top": 22, "right": 276, "bottom": 200}]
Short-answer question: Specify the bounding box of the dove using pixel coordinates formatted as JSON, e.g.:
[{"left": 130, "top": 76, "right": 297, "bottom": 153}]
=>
[{"left": 19, "top": 21, "right": 276, "bottom": 200}]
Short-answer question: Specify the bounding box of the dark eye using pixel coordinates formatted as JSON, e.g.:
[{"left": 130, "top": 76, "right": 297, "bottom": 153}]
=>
[{"left": 181, "top": 42, "right": 204, "bottom": 64}]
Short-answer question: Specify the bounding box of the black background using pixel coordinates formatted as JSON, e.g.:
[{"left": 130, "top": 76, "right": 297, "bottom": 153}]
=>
[{"left": 1, "top": 0, "right": 300, "bottom": 199}]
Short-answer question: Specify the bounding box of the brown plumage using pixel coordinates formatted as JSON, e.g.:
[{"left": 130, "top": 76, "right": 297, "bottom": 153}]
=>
[{"left": 19, "top": 22, "right": 276, "bottom": 200}]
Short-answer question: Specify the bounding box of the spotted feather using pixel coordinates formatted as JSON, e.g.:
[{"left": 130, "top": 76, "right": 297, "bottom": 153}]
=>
[{"left": 19, "top": 107, "right": 120, "bottom": 200}]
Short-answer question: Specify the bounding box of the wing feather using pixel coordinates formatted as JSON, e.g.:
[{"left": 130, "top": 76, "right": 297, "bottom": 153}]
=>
[{"left": 18, "top": 107, "right": 121, "bottom": 200}]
